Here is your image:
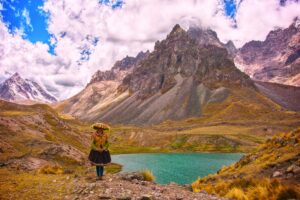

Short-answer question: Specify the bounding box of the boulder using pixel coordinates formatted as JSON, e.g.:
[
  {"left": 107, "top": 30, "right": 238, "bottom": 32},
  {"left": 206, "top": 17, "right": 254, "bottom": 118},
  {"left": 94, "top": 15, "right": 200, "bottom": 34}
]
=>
[
  {"left": 139, "top": 195, "right": 152, "bottom": 200},
  {"left": 121, "top": 172, "right": 145, "bottom": 182},
  {"left": 286, "top": 164, "right": 300, "bottom": 174},
  {"left": 273, "top": 171, "right": 283, "bottom": 177}
]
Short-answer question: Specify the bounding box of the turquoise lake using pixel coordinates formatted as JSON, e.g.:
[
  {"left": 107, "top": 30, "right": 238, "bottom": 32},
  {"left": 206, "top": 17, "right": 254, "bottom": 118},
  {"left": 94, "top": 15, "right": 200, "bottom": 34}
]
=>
[{"left": 112, "top": 153, "right": 243, "bottom": 185}]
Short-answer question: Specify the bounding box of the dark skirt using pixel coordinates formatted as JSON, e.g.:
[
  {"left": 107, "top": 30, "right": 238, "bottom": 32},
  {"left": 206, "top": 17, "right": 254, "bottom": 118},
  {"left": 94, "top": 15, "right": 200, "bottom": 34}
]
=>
[{"left": 88, "top": 149, "right": 111, "bottom": 164}]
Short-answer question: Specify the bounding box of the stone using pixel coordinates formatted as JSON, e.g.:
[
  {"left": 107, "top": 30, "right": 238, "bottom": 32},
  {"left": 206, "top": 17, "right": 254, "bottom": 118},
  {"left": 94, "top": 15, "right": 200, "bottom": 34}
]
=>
[
  {"left": 132, "top": 179, "right": 139, "bottom": 184},
  {"left": 168, "top": 182, "right": 178, "bottom": 186},
  {"left": 200, "top": 190, "right": 208, "bottom": 194},
  {"left": 273, "top": 171, "right": 282, "bottom": 177},
  {"left": 139, "top": 195, "right": 152, "bottom": 200},
  {"left": 293, "top": 166, "right": 300, "bottom": 174},
  {"left": 76, "top": 188, "right": 84, "bottom": 194},
  {"left": 121, "top": 172, "right": 144, "bottom": 181},
  {"left": 286, "top": 173, "right": 293, "bottom": 178},
  {"left": 98, "top": 196, "right": 112, "bottom": 200},
  {"left": 89, "top": 183, "right": 96, "bottom": 190},
  {"left": 0, "top": 162, "right": 6, "bottom": 167},
  {"left": 286, "top": 164, "right": 300, "bottom": 174},
  {"left": 116, "top": 197, "right": 131, "bottom": 200},
  {"left": 141, "top": 181, "right": 148, "bottom": 186}
]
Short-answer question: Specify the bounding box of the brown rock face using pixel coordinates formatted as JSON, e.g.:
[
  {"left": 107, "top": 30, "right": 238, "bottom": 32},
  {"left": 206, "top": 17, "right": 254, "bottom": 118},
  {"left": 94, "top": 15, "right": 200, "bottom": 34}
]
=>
[
  {"left": 59, "top": 24, "right": 270, "bottom": 125},
  {"left": 94, "top": 25, "right": 254, "bottom": 125},
  {"left": 120, "top": 24, "right": 252, "bottom": 100},
  {"left": 235, "top": 18, "right": 300, "bottom": 86},
  {"left": 88, "top": 51, "right": 150, "bottom": 85}
]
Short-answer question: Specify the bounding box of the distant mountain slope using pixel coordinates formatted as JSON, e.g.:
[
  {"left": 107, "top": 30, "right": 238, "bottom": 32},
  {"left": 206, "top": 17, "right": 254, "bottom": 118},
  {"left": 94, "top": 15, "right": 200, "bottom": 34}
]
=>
[
  {"left": 55, "top": 51, "right": 149, "bottom": 118},
  {"left": 235, "top": 19, "right": 300, "bottom": 86},
  {"left": 0, "top": 73, "right": 57, "bottom": 103},
  {"left": 255, "top": 81, "right": 300, "bottom": 111},
  {"left": 56, "top": 24, "right": 296, "bottom": 126}
]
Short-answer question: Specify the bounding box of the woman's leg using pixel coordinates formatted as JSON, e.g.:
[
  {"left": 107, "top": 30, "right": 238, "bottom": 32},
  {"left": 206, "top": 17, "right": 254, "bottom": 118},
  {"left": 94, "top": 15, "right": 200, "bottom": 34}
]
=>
[
  {"left": 99, "top": 166, "right": 104, "bottom": 176},
  {"left": 96, "top": 166, "right": 100, "bottom": 176}
]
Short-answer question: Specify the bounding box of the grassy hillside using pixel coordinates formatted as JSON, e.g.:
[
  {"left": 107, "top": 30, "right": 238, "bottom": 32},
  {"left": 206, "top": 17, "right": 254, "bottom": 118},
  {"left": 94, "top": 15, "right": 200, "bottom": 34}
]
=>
[
  {"left": 0, "top": 100, "right": 91, "bottom": 170},
  {"left": 0, "top": 92, "right": 299, "bottom": 199},
  {"left": 107, "top": 87, "right": 300, "bottom": 153},
  {"left": 191, "top": 128, "right": 300, "bottom": 200}
]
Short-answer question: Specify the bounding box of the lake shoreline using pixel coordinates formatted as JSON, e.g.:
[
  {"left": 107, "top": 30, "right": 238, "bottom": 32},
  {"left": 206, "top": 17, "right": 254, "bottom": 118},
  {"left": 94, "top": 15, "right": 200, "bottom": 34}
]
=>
[
  {"left": 111, "top": 151, "right": 246, "bottom": 155},
  {"left": 112, "top": 153, "right": 243, "bottom": 185}
]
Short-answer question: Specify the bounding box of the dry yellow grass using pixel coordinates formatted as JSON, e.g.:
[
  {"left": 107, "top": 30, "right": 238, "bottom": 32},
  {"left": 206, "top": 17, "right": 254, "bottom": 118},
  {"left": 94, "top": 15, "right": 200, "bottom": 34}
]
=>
[
  {"left": 0, "top": 111, "right": 35, "bottom": 116},
  {"left": 38, "top": 165, "right": 64, "bottom": 175},
  {"left": 192, "top": 128, "right": 300, "bottom": 200},
  {"left": 225, "top": 188, "right": 248, "bottom": 200},
  {"left": 141, "top": 170, "right": 156, "bottom": 182},
  {"left": 192, "top": 177, "right": 299, "bottom": 200}
]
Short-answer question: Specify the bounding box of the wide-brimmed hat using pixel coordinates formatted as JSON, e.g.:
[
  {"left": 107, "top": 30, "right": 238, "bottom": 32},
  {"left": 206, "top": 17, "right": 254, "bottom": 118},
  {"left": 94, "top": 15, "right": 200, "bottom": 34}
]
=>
[{"left": 91, "top": 122, "right": 110, "bottom": 131}]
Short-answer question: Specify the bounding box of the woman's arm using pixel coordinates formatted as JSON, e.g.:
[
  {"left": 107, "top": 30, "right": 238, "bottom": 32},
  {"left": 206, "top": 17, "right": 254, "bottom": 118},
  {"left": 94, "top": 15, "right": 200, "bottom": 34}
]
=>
[
  {"left": 90, "top": 140, "right": 97, "bottom": 150},
  {"left": 104, "top": 140, "right": 109, "bottom": 149},
  {"left": 104, "top": 133, "right": 109, "bottom": 150}
]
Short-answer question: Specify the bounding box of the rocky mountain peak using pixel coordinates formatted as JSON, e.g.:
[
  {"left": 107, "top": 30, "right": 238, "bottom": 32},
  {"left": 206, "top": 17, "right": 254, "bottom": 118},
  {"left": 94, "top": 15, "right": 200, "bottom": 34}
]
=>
[
  {"left": 88, "top": 50, "right": 150, "bottom": 85},
  {"left": 8, "top": 72, "right": 26, "bottom": 84},
  {"left": 0, "top": 73, "right": 57, "bottom": 103},
  {"left": 225, "top": 40, "right": 237, "bottom": 55},
  {"left": 11, "top": 72, "right": 21, "bottom": 79},
  {"left": 292, "top": 16, "right": 300, "bottom": 28},
  {"left": 169, "top": 24, "right": 185, "bottom": 36},
  {"left": 187, "top": 26, "right": 221, "bottom": 47},
  {"left": 235, "top": 20, "right": 300, "bottom": 86},
  {"left": 187, "top": 26, "right": 237, "bottom": 57},
  {"left": 120, "top": 25, "right": 253, "bottom": 100},
  {"left": 60, "top": 24, "right": 289, "bottom": 125}
]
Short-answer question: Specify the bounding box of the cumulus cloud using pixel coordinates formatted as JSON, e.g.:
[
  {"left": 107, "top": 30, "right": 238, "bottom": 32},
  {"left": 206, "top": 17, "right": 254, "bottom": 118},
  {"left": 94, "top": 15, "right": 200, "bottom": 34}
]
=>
[
  {"left": 0, "top": 0, "right": 300, "bottom": 100},
  {"left": 220, "top": 0, "right": 300, "bottom": 46}
]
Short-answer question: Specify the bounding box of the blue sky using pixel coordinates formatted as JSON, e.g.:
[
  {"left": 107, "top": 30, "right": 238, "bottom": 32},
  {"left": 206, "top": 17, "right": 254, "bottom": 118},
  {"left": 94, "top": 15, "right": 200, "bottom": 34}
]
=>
[
  {"left": 0, "top": 0, "right": 124, "bottom": 54},
  {"left": 0, "top": 0, "right": 54, "bottom": 52},
  {"left": 0, "top": 0, "right": 236, "bottom": 54}
]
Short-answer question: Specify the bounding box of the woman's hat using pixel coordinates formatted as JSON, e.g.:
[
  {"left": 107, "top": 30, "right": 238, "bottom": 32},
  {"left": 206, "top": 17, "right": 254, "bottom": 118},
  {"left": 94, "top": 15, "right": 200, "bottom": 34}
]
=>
[{"left": 92, "top": 122, "right": 110, "bottom": 131}]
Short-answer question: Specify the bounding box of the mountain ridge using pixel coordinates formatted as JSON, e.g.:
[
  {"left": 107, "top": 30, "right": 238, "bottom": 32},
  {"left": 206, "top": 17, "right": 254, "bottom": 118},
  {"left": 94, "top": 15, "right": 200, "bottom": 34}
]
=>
[
  {"left": 56, "top": 24, "right": 293, "bottom": 126},
  {"left": 0, "top": 73, "right": 57, "bottom": 104},
  {"left": 235, "top": 18, "right": 300, "bottom": 86}
]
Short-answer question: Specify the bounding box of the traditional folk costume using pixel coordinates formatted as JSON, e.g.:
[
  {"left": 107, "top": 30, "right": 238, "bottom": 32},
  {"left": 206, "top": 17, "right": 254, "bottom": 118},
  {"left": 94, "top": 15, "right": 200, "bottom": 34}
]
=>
[{"left": 88, "top": 123, "right": 111, "bottom": 178}]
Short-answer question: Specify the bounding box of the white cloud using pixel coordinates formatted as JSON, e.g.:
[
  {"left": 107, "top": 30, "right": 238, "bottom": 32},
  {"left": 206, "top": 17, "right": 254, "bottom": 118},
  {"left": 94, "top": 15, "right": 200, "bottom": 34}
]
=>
[
  {"left": 218, "top": 0, "right": 300, "bottom": 46},
  {"left": 22, "top": 8, "right": 33, "bottom": 31},
  {"left": 0, "top": 0, "right": 300, "bottom": 100}
]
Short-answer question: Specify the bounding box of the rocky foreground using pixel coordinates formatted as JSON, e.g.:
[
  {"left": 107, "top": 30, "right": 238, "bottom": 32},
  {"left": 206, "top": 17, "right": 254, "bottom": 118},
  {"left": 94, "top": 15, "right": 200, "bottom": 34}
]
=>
[
  {"left": 68, "top": 171, "right": 225, "bottom": 200},
  {"left": 0, "top": 163, "right": 225, "bottom": 200}
]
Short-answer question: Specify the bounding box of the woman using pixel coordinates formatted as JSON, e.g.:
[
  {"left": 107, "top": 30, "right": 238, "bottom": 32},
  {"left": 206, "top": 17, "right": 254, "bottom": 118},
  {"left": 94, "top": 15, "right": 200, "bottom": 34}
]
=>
[{"left": 88, "top": 123, "right": 111, "bottom": 180}]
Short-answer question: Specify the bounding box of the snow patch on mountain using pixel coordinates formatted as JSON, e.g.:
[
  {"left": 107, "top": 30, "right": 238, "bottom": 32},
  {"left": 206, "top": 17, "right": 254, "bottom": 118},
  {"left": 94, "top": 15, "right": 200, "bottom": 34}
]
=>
[{"left": 0, "top": 73, "right": 57, "bottom": 103}]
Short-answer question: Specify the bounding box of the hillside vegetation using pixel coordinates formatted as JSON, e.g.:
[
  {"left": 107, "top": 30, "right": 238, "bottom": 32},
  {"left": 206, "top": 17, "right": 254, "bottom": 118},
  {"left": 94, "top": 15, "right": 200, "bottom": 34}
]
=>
[
  {"left": 108, "top": 86, "right": 300, "bottom": 153},
  {"left": 192, "top": 128, "right": 300, "bottom": 200},
  {"left": 0, "top": 100, "right": 91, "bottom": 170}
]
